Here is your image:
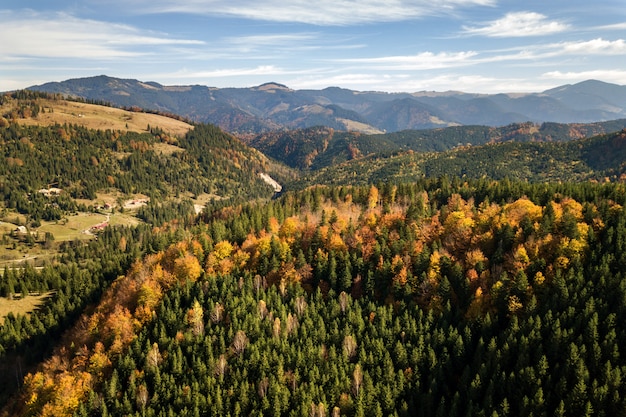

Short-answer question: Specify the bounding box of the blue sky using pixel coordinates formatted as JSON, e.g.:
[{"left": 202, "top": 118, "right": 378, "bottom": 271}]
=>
[{"left": 2, "top": 0, "right": 626, "bottom": 93}]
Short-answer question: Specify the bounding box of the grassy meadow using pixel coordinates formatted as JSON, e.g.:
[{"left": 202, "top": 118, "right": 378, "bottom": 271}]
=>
[
  {"left": 14, "top": 99, "right": 192, "bottom": 137},
  {"left": 0, "top": 293, "right": 52, "bottom": 324}
]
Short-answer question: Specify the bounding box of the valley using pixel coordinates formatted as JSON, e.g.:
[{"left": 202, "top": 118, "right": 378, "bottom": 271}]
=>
[{"left": 1, "top": 82, "right": 626, "bottom": 416}]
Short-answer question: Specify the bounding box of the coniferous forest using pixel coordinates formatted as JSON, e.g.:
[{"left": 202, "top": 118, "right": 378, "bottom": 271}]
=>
[
  {"left": 2, "top": 93, "right": 626, "bottom": 416},
  {"left": 4, "top": 179, "right": 626, "bottom": 416}
]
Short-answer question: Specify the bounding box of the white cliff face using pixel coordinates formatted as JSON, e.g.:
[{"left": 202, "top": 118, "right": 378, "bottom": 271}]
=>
[{"left": 259, "top": 173, "right": 282, "bottom": 193}]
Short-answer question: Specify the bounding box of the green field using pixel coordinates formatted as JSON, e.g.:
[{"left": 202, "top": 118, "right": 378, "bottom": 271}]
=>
[
  {"left": 0, "top": 293, "right": 52, "bottom": 324},
  {"left": 37, "top": 211, "right": 141, "bottom": 240},
  {"left": 37, "top": 212, "right": 109, "bottom": 241},
  {"left": 0, "top": 211, "right": 142, "bottom": 268}
]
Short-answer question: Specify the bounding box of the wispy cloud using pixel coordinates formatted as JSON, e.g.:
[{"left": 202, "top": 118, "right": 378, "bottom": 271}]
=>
[
  {"left": 400, "top": 74, "right": 552, "bottom": 93},
  {"left": 337, "top": 51, "right": 479, "bottom": 70},
  {"left": 222, "top": 33, "right": 322, "bottom": 54},
  {"left": 559, "top": 38, "right": 626, "bottom": 54},
  {"left": 542, "top": 69, "right": 626, "bottom": 84},
  {"left": 594, "top": 22, "right": 626, "bottom": 31},
  {"left": 158, "top": 65, "right": 317, "bottom": 79},
  {"left": 324, "top": 27, "right": 626, "bottom": 82},
  {"left": 288, "top": 73, "right": 558, "bottom": 93},
  {"left": 101, "top": 0, "right": 496, "bottom": 25},
  {"left": 481, "top": 38, "right": 626, "bottom": 62},
  {"left": 225, "top": 33, "right": 318, "bottom": 47},
  {"left": 463, "top": 12, "right": 569, "bottom": 37},
  {"left": 288, "top": 73, "right": 409, "bottom": 90},
  {"left": 0, "top": 10, "right": 204, "bottom": 60}
]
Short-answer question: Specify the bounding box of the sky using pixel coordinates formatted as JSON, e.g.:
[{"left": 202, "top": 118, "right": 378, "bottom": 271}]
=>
[{"left": 2, "top": 0, "right": 626, "bottom": 93}]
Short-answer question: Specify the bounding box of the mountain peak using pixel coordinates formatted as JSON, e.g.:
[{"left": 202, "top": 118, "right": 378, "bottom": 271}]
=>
[
  {"left": 254, "top": 82, "right": 292, "bottom": 92},
  {"left": 543, "top": 79, "right": 619, "bottom": 94}
]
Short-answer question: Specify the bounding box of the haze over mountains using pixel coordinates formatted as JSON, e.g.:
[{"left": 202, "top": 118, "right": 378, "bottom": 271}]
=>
[{"left": 29, "top": 76, "right": 626, "bottom": 134}]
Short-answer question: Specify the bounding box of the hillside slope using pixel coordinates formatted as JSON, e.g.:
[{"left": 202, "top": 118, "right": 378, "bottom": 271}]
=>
[
  {"left": 0, "top": 92, "right": 293, "bottom": 224},
  {"left": 5, "top": 180, "right": 626, "bottom": 416},
  {"left": 249, "top": 120, "right": 626, "bottom": 170},
  {"left": 292, "top": 128, "right": 626, "bottom": 187}
]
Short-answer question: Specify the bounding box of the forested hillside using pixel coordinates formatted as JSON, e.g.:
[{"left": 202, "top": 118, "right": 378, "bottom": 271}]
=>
[
  {"left": 0, "top": 92, "right": 291, "bottom": 224},
  {"left": 248, "top": 120, "right": 626, "bottom": 170},
  {"left": 4, "top": 179, "right": 626, "bottom": 416},
  {"left": 0, "top": 92, "right": 296, "bottom": 408},
  {"left": 3, "top": 88, "right": 626, "bottom": 417},
  {"left": 293, "top": 129, "right": 626, "bottom": 188}
]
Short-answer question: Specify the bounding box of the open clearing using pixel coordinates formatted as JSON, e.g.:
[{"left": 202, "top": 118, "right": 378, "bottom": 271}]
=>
[
  {"left": 15, "top": 99, "right": 193, "bottom": 137},
  {"left": 0, "top": 293, "right": 52, "bottom": 324},
  {"left": 191, "top": 193, "right": 224, "bottom": 214},
  {"left": 153, "top": 142, "right": 184, "bottom": 155},
  {"left": 0, "top": 211, "right": 141, "bottom": 268},
  {"left": 38, "top": 211, "right": 141, "bottom": 241},
  {"left": 0, "top": 219, "right": 56, "bottom": 268},
  {"left": 38, "top": 212, "right": 109, "bottom": 241},
  {"left": 75, "top": 191, "right": 150, "bottom": 212},
  {"left": 0, "top": 248, "right": 55, "bottom": 270}
]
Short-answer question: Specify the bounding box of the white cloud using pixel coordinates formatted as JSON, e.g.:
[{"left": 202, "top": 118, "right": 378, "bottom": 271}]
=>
[
  {"left": 338, "top": 51, "right": 479, "bottom": 70},
  {"left": 594, "top": 22, "right": 626, "bottom": 31},
  {"left": 159, "top": 65, "right": 313, "bottom": 79},
  {"left": 289, "top": 73, "right": 411, "bottom": 90},
  {"left": 0, "top": 11, "right": 204, "bottom": 60},
  {"left": 401, "top": 74, "right": 540, "bottom": 93},
  {"left": 105, "top": 0, "right": 496, "bottom": 25},
  {"left": 542, "top": 70, "right": 626, "bottom": 85},
  {"left": 222, "top": 33, "right": 323, "bottom": 54},
  {"left": 0, "top": 78, "right": 40, "bottom": 91},
  {"left": 463, "top": 12, "right": 569, "bottom": 37},
  {"left": 287, "top": 73, "right": 562, "bottom": 94},
  {"left": 460, "top": 37, "right": 626, "bottom": 66},
  {"left": 559, "top": 38, "right": 626, "bottom": 54}
]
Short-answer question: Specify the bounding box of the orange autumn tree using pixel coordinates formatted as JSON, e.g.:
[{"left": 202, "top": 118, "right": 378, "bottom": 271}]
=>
[{"left": 19, "top": 239, "right": 205, "bottom": 417}]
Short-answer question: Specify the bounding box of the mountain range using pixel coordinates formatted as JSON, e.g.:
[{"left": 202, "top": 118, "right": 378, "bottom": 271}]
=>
[
  {"left": 246, "top": 120, "right": 626, "bottom": 170},
  {"left": 28, "top": 76, "right": 626, "bottom": 134}
]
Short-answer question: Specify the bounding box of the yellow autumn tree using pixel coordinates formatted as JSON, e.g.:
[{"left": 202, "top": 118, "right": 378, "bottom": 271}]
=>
[
  {"left": 442, "top": 210, "right": 475, "bottom": 255},
  {"left": 279, "top": 216, "right": 300, "bottom": 242},
  {"left": 213, "top": 240, "right": 234, "bottom": 260},
  {"left": 88, "top": 342, "right": 111, "bottom": 378},
  {"left": 466, "top": 287, "right": 487, "bottom": 319},
  {"left": 367, "top": 185, "right": 379, "bottom": 210},
  {"left": 173, "top": 253, "right": 202, "bottom": 282},
  {"left": 268, "top": 216, "right": 280, "bottom": 234},
  {"left": 513, "top": 245, "right": 530, "bottom": 270},
  {"left": 206, "top": 240, "right": 237, "bottom": 274},
  {"left": 187, "top": 300, "right": 205, "bottom": 337},
  {"left": 504, "top": 197, "right": 542, "bottom": 227},
  {"left": 465, "top": 248, "right": 487, "bottom": 270},
  {"left": 560, "top": 197, "right": 584, "bottom": 220},
  {"left": 328, "top": 233, "right": 347, "bottom": 252},
  {"left": 25, "top": 370, "right": 93, "bottom": 417}
]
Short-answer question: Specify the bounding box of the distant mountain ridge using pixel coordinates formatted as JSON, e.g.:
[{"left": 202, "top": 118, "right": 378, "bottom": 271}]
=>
[
  {"left": 294, "top": 128, "right": 626, "bottom": 188},
  {"left": 247, "top": 120, "right": 626, "bottom": 170},
  {"left": 26, "top": 75, "right": 626, "bottom": 134}
]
